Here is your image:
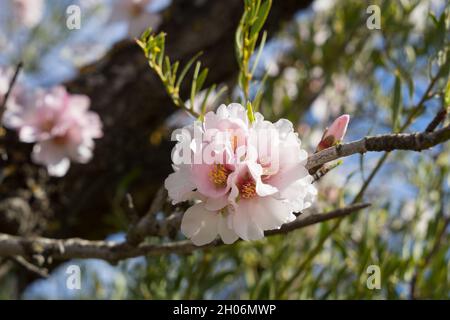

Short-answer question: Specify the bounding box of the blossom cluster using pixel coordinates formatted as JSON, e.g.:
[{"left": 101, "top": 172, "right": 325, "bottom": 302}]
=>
[
  {"left": 1, "top": 68, "right": 103, "bottom": 177},
  {"left": 165, "top": 103, "right": 318, "bottom": 245}
]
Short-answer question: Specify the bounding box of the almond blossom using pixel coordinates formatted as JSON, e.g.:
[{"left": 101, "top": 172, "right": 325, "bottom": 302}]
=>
[
  {"left": 108, "top": 0, "right": 161, "bottom": 38},
  {"left": 12, "top": 0, "right": 45, "bottom": 29},
  {"left": 3, "top": 86, "right": 103, "bottom": 177},
  {"left": 165, "top": 103, "right": 316, "bottom": 245}
]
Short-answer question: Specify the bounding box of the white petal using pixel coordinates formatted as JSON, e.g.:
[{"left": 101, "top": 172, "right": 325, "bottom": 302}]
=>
[
  {"left": 232, "top": 201, "right": 264, "bottom": 241},
  {"left": 247, "top": 161, "right": 278, "bottom": 196},
  {"left": 204, "top": 196, "right": 228, "bottom": 211},
  {"left": 279, "top": 176, "right": 317, "bottom": 212},
  {"left": 253, "top": 197, "right": 296, "bottom": 231},
  {"left": 273, "top": 118, "right": 294, "bottom": 139},
  {"left": 164, "top": 166, "right": 195, "bottom": 204},
  {"left": 47, "top": 158, "right": 71, "bottom": 177},
  {"left": 181, "top": 204, "right": 219, "bottom": 246},
  {"left": 218, "top": 214, "right": 239, "bottom": 244},
  {"left": 19, "top": 126, "right": 42, "bottom": 143}
]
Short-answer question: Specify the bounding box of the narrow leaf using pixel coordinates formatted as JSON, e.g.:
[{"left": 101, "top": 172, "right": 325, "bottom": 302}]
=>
[
  {"left": 176, "top": 52, "right": 202, "bottom": 89},
  {"left": 391, "top": 74, "right": 402, "bottom": 132}
]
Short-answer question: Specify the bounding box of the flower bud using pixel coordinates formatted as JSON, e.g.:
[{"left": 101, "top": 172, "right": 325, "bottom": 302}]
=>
[{"left": 317, "top": 114, "right": 350, "bottom": 151}]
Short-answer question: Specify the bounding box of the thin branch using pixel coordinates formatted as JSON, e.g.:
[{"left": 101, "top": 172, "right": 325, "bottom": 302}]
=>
[
  {"left": 409, "top": 215, "right": 450, "bottom": 299},
  {"left": 11, "top": 256, "right": 49, "bottom": 278},
  {"left": 265, "top": 203, "right": 370, "bottom": 236},
  {"left": 124, "top": 193, "right": 139, "bottom": 224},
  {"left": 0, "top": 203, "right": 369, "bottom": 263},
  {"left": 126, "top": 187, "right": 169, "bottom": 245},
  {"left": 0, "top": 260, "right": 12, "bottom": 279},
  {"left": 425, "top": 108, "right": 447, "bottom": 132},
  {"left": 305, "top": 124, "right": 450, "bottom": 172},
  {"left": 0, "top": 62, "right": 23, "bottom": 121}
]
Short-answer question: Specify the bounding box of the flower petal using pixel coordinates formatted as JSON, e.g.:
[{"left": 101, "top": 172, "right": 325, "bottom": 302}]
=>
[
  {"left": 181, "top": 204, "right": 219, "bottom": 246},
  {"left": 204, "top": 195, "right": 228, "bottom": 211},
  {"left": 164, "top": 165, "right": 196, "bottom": 204},
  {"left": 252, "top": 197, "right": 296, "bottom": 231},
  {"left": 231, "top": 201, "right": 264, "bottom": 241},
  {"left": 218, "top": 213, "right": 239, "bottom": 244}
]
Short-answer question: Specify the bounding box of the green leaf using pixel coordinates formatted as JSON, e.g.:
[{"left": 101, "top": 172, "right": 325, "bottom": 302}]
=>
[
  {"left": 250, "top": 30, "right": 267, "bottom": 76},
  {"left": 196, "top": 68, "right": 209, "bottom": 93},
  {"left": 393, "top": 60, "right": 414, "bottom": 98},
  {"left": 190, "top": 61, "right": 202, "bottom": 109},
  {"left": 391, "top": 74, "right": 402, "bottom": 132},
  {"left": 157, "top": 35, "right": 165, "bottom": 67},
  {"left": 171, "top": 61, "right": 179, "bottom": 86},
  {"left": 250, "top": 0, "right": 272, "bottom": 36},
  {"left": 176, "top": 52, "right": 203, "bottom": 90},
  {"left": 200, "top": 84, "right": 216, "bottom": 117},
  {"left": 247, "top": 101, "right": 255, "bottom": 123},
  {"left": 428, "top": 12, "right": 439, "bottom": 27}
]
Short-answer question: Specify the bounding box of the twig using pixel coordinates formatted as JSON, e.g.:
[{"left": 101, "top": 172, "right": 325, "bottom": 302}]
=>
[
  {"left": 306, "top": 124, "right": 450, "bottom": 172},
  {"left": 11, "top": 256, "right": 48, "bottom": 278},
  {"left": 0, "top": 62, "right": 23, "bottom": 121},
  {"left": 265, "top": 203, "right": 370, "bottom": 236},
  {"left": 312, "top": 161, "right": 342, "bottom": 183},
  {"left": 124, "top": 193, "right": 139, "bottom": 224},
  {"left": 0, "top": 203, "right": 369, "bottom": 263},
  {"left": 0, "top": 260, "right": 12, "bottom": 279},
  {"left": 425, "top": 108, "right": 447, "bottom": 132},
  {"left": 409, "top": 215, "right": 450, "bottom": 299},
  {"left": 126, "top": 187, "right": 168, "bottom": 245}
]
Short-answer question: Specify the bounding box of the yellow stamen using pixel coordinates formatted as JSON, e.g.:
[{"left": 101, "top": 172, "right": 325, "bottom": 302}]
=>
[
  {"left": 209, "top": 164, "right": 230, "bottom": 187},
  {"left": 231, "top": 135, "right": 238, "bottom": 152},
  {"left": 239, "top": 180, "right": 256, "bottom": 199}
]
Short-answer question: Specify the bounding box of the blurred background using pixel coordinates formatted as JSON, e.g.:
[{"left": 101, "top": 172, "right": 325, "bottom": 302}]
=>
[{"left": 0, "top": 0, "right": 449, "bottom": 299}]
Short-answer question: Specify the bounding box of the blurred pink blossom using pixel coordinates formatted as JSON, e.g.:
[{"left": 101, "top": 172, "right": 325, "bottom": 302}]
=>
[
  {"left": 3, "top": 86, "right": 103, "bottom": 177},
  {"left": 12, "top": 0, "right": 45, "bottom": 28},
  {"left": 108, "top": 0, "right": 161, "bottom": 38},
  {"left": 316, "top": 114, "right": 350, "bottom": 151}
]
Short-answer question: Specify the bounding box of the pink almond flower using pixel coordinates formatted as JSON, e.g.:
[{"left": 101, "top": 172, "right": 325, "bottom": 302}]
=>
[
  {"left": 12, "top": 0, "right": 45, "bottom": 29},
  {"left": 165, "top": 103, "right": 316, "bottom": 245},
  {"left": 316, "top": 114, "right": 350, "bottom": 152},
  {"left": 108, "top": 0, "right": 161, "bottom": 38},
  {"left": 3, "top": 86, "right": 103, "bottom": 177}
]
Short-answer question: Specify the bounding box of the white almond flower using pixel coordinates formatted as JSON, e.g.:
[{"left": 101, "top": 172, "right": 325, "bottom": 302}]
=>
[{"left": 165, "top": 103, "right": 316, "bottom": 245}]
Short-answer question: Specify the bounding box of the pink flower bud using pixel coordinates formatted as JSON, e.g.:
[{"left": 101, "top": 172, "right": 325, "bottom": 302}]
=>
[{"left": 317, "top": 114, "right": 350, "bottom": 151}]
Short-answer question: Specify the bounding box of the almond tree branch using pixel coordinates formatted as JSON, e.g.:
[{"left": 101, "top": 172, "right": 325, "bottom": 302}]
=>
[
  {"left": 305, "top": 124, "right": 450, "bottom": 171},
  {"left": 0, "top": 203, "right": 369, "bottom": 263},
  {"left": 0, "top": 118, "right": 447, "bottom": 263},
  {"left": 123, "top": 127, "right": 450, "bottom": 247},
  {"left": 425, "top": 108, "right": 447, "bottom": 132},
  {"left": 10, "top": 256, "right": 49, "bottom": 278}
]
